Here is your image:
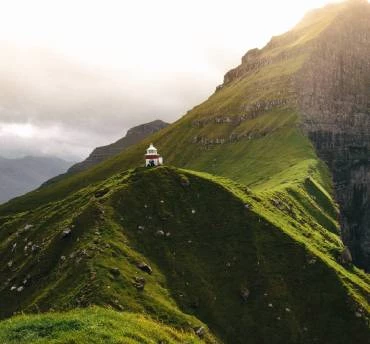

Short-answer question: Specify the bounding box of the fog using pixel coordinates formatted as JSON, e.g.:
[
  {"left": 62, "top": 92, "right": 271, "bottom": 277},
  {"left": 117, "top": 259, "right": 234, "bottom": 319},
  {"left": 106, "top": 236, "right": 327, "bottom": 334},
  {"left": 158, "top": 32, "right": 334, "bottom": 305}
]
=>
[
  {"left": 0, "top": 0, "right": 346, "bottom": 160},
  {"left": 0, "top": 42, "right": 213, "bottom": 160}
]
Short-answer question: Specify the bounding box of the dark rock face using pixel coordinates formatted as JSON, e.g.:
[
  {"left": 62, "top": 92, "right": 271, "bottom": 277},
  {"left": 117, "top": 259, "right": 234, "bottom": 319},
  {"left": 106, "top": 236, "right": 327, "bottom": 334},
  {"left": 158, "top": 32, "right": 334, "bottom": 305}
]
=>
[
  {"left": 297, "top": 1, "right": 370, "bottom": 271},
  {"left": 68, "top": 120, "right": 168, "bottom": 174}
]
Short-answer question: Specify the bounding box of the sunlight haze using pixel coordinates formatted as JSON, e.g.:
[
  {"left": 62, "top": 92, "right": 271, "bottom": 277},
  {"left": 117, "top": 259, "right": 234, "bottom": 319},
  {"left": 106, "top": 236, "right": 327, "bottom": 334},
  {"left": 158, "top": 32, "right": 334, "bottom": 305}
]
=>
[{"left": 0, "top": 0, "right": 350, "bottom": 159}]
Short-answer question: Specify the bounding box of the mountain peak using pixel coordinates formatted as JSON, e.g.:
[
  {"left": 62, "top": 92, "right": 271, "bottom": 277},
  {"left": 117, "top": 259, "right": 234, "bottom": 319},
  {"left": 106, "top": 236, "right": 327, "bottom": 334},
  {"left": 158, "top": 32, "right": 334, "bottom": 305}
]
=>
[{"left": 220, "top": 0, "right": 369, "bottom": 88}]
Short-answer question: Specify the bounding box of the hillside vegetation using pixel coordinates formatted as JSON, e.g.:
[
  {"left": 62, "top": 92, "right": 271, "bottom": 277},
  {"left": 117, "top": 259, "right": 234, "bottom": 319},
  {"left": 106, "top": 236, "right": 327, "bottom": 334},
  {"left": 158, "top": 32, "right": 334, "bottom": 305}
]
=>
[
  {"left": 0, "top": 1, "right": 369, "bottom": 343},
  {"left": 0, "top": 167, "right": 368, "bottom": 343},
  {"left": 0, "top": 2, "right": 351, "bottom": 216},
  {"left": 0, "top": 307, "right": 202, "bottom": 344}
]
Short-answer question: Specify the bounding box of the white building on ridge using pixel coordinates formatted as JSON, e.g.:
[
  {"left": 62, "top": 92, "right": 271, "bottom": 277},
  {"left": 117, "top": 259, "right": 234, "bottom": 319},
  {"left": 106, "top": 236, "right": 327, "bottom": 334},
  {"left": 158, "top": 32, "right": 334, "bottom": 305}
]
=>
[{"left": 145, "top": 143, "right": 163, "bottom": 167}]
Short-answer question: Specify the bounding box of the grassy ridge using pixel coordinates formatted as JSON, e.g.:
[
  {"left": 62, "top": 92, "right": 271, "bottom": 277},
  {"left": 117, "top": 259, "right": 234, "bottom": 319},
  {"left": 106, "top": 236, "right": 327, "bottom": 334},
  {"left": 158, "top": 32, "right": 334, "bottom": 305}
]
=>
[
  {"left": 0, "top": 167, "right": 368, "bottom": 343},
  {"left": 0, "top": 42, "right": 305, "bottom": 215},
  {"left": 0, "top": 2, "right": 348, "bottom": 219},
  {"left": 0, "top": 2, "right": 368, "bottom": 343},
  {"left": 0, "top": 109, "right": 308, "bottom": 214},
  {"left": 0, "top": 170, "right": 215, "bottom": 340}
]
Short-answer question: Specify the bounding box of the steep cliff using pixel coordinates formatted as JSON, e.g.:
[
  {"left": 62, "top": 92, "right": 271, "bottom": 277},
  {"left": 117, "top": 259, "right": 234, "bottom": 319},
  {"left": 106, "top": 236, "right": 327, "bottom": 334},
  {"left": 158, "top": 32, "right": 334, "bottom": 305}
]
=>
[
  {"left": 218, "top": 0, "right": 370, "bottom": 271},
  {"left": 296, "top": 0, "right": 370, "bottom": 270}
]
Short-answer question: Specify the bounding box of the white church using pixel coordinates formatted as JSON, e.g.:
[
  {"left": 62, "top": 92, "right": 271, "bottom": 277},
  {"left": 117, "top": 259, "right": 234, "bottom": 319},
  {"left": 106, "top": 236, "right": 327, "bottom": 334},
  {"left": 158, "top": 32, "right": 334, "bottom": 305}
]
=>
[{"left": 145, "top": 143, "right": 163, "bottom": 167}]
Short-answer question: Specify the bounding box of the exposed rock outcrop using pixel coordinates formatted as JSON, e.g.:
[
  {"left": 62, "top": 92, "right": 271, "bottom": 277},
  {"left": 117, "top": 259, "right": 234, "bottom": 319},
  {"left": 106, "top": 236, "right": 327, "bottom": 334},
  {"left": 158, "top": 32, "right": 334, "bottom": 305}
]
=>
[
  {"left": 213, "top": 1, "right": 370, "bottom": 271},
  {"left": 296, "top": 0, "right": 370, "bottom": 271}
]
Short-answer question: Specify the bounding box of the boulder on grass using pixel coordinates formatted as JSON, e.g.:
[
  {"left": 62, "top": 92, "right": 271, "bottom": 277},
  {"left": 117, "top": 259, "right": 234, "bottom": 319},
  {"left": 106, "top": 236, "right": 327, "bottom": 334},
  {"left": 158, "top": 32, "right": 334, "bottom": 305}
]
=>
[{"left": 137, "top": 262, "right": 153, "bottom": 274}]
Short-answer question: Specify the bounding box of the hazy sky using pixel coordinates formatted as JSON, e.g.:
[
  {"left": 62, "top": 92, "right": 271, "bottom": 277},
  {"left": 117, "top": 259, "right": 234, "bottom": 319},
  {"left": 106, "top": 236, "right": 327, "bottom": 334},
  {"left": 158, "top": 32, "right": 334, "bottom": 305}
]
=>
[{"left": 0, "top": 0, "right": 346, "bottom": 161}]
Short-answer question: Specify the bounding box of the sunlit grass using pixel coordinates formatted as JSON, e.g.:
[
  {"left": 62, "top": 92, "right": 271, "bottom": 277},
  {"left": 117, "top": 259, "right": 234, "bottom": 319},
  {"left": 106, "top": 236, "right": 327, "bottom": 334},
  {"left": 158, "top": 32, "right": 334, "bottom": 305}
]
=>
[{"left": 0, "top": 307, "right": 202, "bottom": 344}]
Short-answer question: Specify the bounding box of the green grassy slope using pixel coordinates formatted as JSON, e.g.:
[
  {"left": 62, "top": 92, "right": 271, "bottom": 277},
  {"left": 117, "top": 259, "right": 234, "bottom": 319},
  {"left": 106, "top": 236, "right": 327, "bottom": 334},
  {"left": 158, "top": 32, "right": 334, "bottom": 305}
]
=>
[
  {"left": 0, "top": 6, "right": 328, "bottom": 215},
  {"left": 0, "top": 2, "right": 353, "bottom": 217},
  {"left": 0, "top": 109, "right": 316, "bottom": 216},
  {"left": 0, "top": 2, "right": 369, "bottom": 343},
  {"left": 0, "top": 3, "right": 351, "bottom": 217},
  {"left": 0, "top": 167, "right": 368, "bottom": 343},
  {"left": 0, "top": 307, "right": 203, "bottom": 344}
]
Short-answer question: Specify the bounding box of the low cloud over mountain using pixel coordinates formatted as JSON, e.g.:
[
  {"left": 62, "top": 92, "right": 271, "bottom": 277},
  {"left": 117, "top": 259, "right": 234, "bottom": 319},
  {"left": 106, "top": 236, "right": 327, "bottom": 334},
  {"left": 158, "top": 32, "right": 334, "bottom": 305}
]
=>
[{"left": 0, "top": 43, "right": 216, "bottom": 160}]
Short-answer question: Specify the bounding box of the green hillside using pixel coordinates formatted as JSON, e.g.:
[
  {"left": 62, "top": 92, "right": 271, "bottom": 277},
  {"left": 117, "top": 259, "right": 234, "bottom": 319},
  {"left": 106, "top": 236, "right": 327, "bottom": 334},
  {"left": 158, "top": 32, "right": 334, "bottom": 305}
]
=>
[
  {"left": 0, "top": 2, "right": 352, "bottom": 218},
  {"left": 0, "top": 1, "right": 343, "bottom": 215},
  {"left": 0, "top": 307, "right": 203, "bottom": 344},
  {"left": 0, "top": 167, "right": 369, "bottom": 343},
  {"left": 0, "top": 1, "right": 369, "bottom": 343}
]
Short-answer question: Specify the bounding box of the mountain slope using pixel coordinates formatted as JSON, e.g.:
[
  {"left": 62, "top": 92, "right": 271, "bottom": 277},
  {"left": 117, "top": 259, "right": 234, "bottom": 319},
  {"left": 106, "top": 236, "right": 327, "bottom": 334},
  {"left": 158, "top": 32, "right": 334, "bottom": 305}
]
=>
[
  {"left": 0, "top": 0, "right": 347, "bottom": 211},
  {"left": 296, "top": 0, "right": 370, "bottom": 270},
  {"left": 0, "top": 156, "right": 72, "bottom": 204},
  {"left": 0, "top": 167, "right": 368, "bottom": 343},
  {"left": 0, "top": 1, "right": 369, "bottom": 342},
  {"left": 1, "top": 1, "right": 368, "bottom": 271},
  {"left": 67, "top": 119, "right": 169, "bottom": 174}
]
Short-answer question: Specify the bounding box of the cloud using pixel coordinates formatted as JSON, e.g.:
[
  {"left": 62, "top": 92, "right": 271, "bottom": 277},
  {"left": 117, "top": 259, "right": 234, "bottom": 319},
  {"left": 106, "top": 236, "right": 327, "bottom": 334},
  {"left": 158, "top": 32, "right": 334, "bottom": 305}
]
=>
[
  {"left": 0, "top": 122, "right": 100, "bottom": 160},
  {"left": 0, "top": 0, "right": 347, "bottom": 160},
  {"left": 0, "top": 43, "right": 217, "bottom": 160}
]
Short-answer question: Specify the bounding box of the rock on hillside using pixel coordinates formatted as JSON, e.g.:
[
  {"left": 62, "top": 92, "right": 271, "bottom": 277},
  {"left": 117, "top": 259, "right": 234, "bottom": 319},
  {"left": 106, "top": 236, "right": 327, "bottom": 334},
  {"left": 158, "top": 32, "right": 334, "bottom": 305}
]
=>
[{"left": 68, "top": 120, "right": 168, "bottom": 174}]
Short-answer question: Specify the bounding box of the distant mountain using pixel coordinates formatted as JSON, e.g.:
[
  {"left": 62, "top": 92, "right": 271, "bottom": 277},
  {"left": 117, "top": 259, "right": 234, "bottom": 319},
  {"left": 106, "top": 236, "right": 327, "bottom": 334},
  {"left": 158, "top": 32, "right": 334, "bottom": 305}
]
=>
[
  {"left": 0, "top": 156, "right": 72, "bottom": 204},
  {"left": 67, "top": 119, "right": 169, "bottom": 174}
]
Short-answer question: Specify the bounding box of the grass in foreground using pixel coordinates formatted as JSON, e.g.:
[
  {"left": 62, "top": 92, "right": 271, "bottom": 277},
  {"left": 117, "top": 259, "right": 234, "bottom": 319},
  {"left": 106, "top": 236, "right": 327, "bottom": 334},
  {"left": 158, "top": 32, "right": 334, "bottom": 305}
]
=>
[{"left": 0, "top": 307, "right": 203, "bottom": 344}]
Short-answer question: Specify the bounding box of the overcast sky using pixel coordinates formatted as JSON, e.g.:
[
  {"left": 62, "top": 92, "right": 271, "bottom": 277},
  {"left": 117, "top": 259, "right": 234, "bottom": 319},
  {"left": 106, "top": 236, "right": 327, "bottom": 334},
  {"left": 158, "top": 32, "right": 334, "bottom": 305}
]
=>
[{"left": 0, "top": 0, "right": 345, "bottom": 161}]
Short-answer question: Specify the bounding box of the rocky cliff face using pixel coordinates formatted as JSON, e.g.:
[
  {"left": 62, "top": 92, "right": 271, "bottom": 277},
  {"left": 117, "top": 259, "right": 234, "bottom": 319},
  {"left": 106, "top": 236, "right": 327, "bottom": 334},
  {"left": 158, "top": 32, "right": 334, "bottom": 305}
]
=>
[
  {"left": 296, "top": 0, "right": 370, "bottom": 270},
  {"left": 68, "top": 120, "right": 168, "bottom": 174},
  {"left": 216, "top": 0, "right": 370, "bottom": 271}
]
